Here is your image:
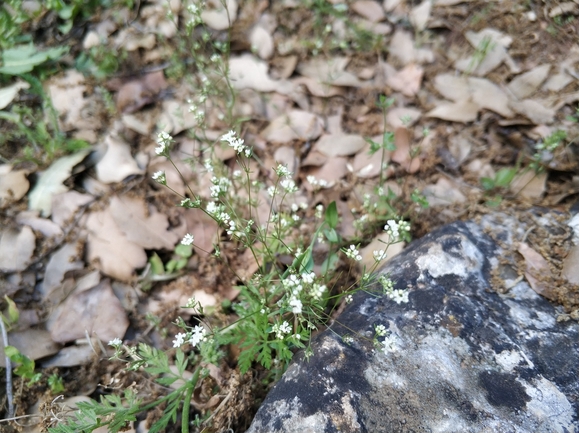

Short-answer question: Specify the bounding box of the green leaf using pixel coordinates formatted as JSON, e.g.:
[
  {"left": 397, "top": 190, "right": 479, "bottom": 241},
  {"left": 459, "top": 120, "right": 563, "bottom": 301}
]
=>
[
  {"left": 494, "top": 167, "right": 517, "bottom": 188},
  {"left": 480, "top": 177, "right": 495, "bottom": 191},
  {"left": 325, "top": 201, "right": 338, "bottom": 229},
  {"left": 174, "top": 243, "right": 192, "bottom": 258},
  {"left": 3, "top": 295, "right": 19, "bottom": 326},
  {"left": 324, "top": 228, "right": 338, "bottom": 243},
  {"left": 0, "top": 44, "right": 68, "bottom": 75},
  {"left": 149, "top": 253, "right": 165, "bottom": 275}
]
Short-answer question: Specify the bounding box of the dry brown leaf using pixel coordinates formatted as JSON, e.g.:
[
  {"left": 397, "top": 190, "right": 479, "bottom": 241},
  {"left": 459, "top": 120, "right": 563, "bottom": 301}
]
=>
[
  {"left": 392, "top": 128, "right": 420, "bottom": 173},
  {"left": 385, "top": 107, "right": 422, "bottom": 129},
  {"left": 0, "top": 165, "right": 29, "bottom": 207},
  {"left": 507, "top": 65, "right": 551, "bottom": 99},
  {"left": 41, "top": 242, "right": 84, "bottom": 301},
  {"left": 51, "top": 191, "right": 93, "bottom": 228},
  {"left": 410, "top": 0, "right": 431, "bottom": 31},
  {"left": 350, "top": 142, "right": 392, "bottom": 178},
  {"left": 517, "top": 242, "right": 557, "bottom": 300},
  {"left": 180, "top": 207, "right": 219, "bottom": 254},
  {"left": 426, "top": 100, "right": 479, "bottom": 123},
  {"left": 50, "top": 278, "right": 129, "bottom": 343},
  {"left": 262, "top": 110, "right": 324, "bottom": 143},
  {"left": 109, "top": 195, "right": 179, "bottom": 250},
  {"left": 306, "top": 156, "right": 348, "bottom": 189},
  {"left": 86, "top": 209, "right": 147, "bottom": 281},
  {"left": 229, "top": 54, "right": 294, "bottom": 93},
  {"left": 297, "top": 57, "right": 364, "bottom": 87},
  {"left": 454, "top": 28, "right": 518, "bottom": 76},
  {"left": 388, "top": 29, "right": 434, "bottom": 65},
  {"left": 302, "top": 150, "right": 328, "bottom": 167},
  {"left": 250, "top": 25, "right": 274, "bottom": 60},
  {"left": 0, "top": 329, "right": 60, "bottom": 367},
  {"left": 433, "top": 74, "right": 513, "bottom": 117},
  {"left": 509, "top": 99, "right": 555, "bottom": 124},
  {"left": 509, "top": 170, "right": 547, "bottom": 199},
  {"left": 562, "top": 244, "right": 579, "bottom": 285},
  {"left": 201, "top": 0, "right": 238, "bottom": 30},
  {"left": 273, "top": 146, "right": 298, "bottom": 175},
  {"left": 28, "top": 149, "right": 91, "bottom": 217},
  {"left": 95, "top": 132, "right": 144, "bottom": 184},
  {"left": 422, "top": 178, "right": 467, "bottom": 206},
  {"left": 448, "top": 133, "right": 473, "bottom": 165},
  {"left": 48, "top": 70, "right": 98, "bottom": 133},
  {"left": 115, "top": 70, "right": 168, "bottom": 113},
  {"left": 385, "top": 63, "right": 424, "bottom": 96},
  {"left": 352, "top": 0, "right": 386, "bottom": 22},
  {"left": 16, "top": 211, "right": 63, "bottom": 238},
  {"left": 0, "top": 226, "right": 35, "bottom": 272},
  {"left": 293, "top": 76, "right": 345, "bottom": 97},
  {"left": 0, "top": 80, "right": 29, "bottom": 109},
  {"left": 314, "top": 134, "right": 367, "bottom": 157}
]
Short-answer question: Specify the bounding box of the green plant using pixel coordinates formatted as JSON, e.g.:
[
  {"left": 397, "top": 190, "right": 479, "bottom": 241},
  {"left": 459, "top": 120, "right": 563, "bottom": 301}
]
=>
[
  {"left": 4, "top": 346, "right": 42, "bottom": 386},
  {"left": 48, "top": 373, "right": 65, "bottom": 394}
]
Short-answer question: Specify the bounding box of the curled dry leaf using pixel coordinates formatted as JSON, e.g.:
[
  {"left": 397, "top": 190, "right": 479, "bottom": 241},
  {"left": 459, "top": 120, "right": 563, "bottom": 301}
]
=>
[
  {"left": 109, "top": 195, "right": 179, "bottom": 250},
  {"left": 28, "top": 148, "right": 91, "bottom": 217},
  {"left": 426, "top": 100, "right": 479, "bottom": 123},
  {"left": 250, "top": 25, "right": 274, "bottom": 60},
  {"left": 229, "top": 54, "right": 294, "bottom": 93},
  {"left": 509, "top": 99, "right": 555, "bottom": 124},
  {"left": 314, "top": 134, "right": 367, "bottom": 157},
  {"left": 385, "top": 63, "right": 424, "bottom": 96},
  {"left": 385, "top": 107, "right": 422, "bottom": 129},
  {"left": 0, "top": 329, "right": 60, "bottom": 367},
  {"left": 202, "top": 0, "right": 238, "bottom": 30},
  {"left": 392, "top": 128, "right": 420, "bottom": 173},
  {"left": 422, "top": 178, "right": 467, "bottom": 206},
  {"left": 262, "top": 110, "right": 324, "bottom": 143},
  {"left": 352, "top": 1, "right": 386, "bottom": 22},
  {"left": 297, "top": 57, "right": 364, "bottom": 87},
  {"left": 0, "top": 226, "right": 35, "bottom": 272},
  {"left": 50, "top": 278, "right": 129, "bottom": 343},
  {"left": 0, "top": 80, "right": 29, "bottom": 109},
  {"left": 41, "top": 242, "right": 84, "bottom": 301},
  {"left": 115, "top": 70, "right": 168, "bottom": 113},
  {"left": 409, "top": 0, "right": 431, "bottom": 32},
  {"left": 507, "top": 64, "right": 551, "bottom": 99},
  {"left": 16, "top": 211, "right": 63, "bottom": 238},
  {"left": 95, "top": 132, "right": 144, "bottom": 184},
  {"left": 509, "top": 170, "right": 547, "bottom": 199},
  {"left": 517, "top": 242, "right": 558, "bottom": 301},
  {"left": 86, "top": 208, "right": 147, "bottom": 281},
  {"left": 0, "top": 164, "right": 29, "bottom": 206}
]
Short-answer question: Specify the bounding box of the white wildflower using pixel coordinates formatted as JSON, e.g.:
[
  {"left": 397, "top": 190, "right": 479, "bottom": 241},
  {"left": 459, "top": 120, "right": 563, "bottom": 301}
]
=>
[
  {"left": 344, "top": 245, "right": 362, "bottom": 261},
  {"left": 108, "top": 338, "right": 122, "bottom": 347},
  {"left": 275, "top": 164, "right": 291, "bottom": 178},
  {"left": 375, "top": 324, "right": 387, "bottom": 336},
  {"left": 173, "top": 332, "right": 186, "bottom": 348},
  {"left": 289, "top": 298, "right": 303, "bottom": 314},
  {"left": 390, "top": 289, "right": 409, "bottom": 304},
  {"left": 152, "top": 171, "right": 166, "bottom": 185},
  {"left": 381, "top": 333, "right": 401, "bottom": 354},
  {"left": 189, "top": 325, "right": 207, "bottom": 347},
  {"left": 181, "top": 233, "right": 194, "bottom": 245},
  {"left": 155, "top": 131, "right": 173, "bottom": 155},
  {"left": 373, "top": 250, "right": 387, "bottom": 262},
  {"left": 315, "top": 204, "right": 324, "bottom": 219}
]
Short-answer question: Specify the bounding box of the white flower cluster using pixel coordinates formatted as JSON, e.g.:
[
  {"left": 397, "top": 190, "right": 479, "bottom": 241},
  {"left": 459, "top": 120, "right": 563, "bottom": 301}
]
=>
[
  {"left": 280, "top": 271, "right": 327, "bottom": 315},
  {"left": 181, "top": 233, "right": 194, "bottom": 245},
  {"left": 221, "top": 130, "right": 251, "bottom": 157},
  {"left": 384, "top": 219, "right": 411, "bottom": 242},
  {"left": 374, "top": 324, "right": 387, "bottom": 337},
  {"left": 210, "top": 176, "right": 232, "bottom": 198},
  {"left": 275, "top": 164, "right": 291, "bottom": 178},
  {"left": 280, "top": 178, "right": 298, "bottom": 193},
  {"left": 172, "top": 325, "right": 207, "bottom": 348},
  {"left": 380, "top": 333, "right": 401, "bottom": 354},
  {"left": 306, "top": 175, "right": 328, "bottom": 189},
  {"left": 108, "top": 338, "right": 122, "bottom": 348},
  {"left": 271, "top": 321, "right": 292, "bottom": 339},
  {"left": 315, "top": 204, "right": 324, "bottom": 219},
  {"left": 152, "top": 170, "right": 166, "bottom": 185},
  {"left": 373, "top": 250, "right": 387, "bottom": 262},
  {"left": 379, "top": 275, "right": 409, "bottom": 304},
  {"left": 343, "top": 245, "right": 362, "bottom": 261},
  {"left": 155, "top": 131, "right": 173, "bottom": 155}
]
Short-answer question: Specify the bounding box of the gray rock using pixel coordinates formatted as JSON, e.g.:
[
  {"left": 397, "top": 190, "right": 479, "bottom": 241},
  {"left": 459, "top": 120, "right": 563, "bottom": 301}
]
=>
[{"left": 247, "top": 212, "right": 579, "bottom": 433}]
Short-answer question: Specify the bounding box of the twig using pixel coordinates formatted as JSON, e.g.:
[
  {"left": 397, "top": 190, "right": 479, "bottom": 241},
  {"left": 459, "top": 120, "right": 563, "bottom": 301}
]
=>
[{"left": 0, "top": 317, "right": 14, "bottom": 419}]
